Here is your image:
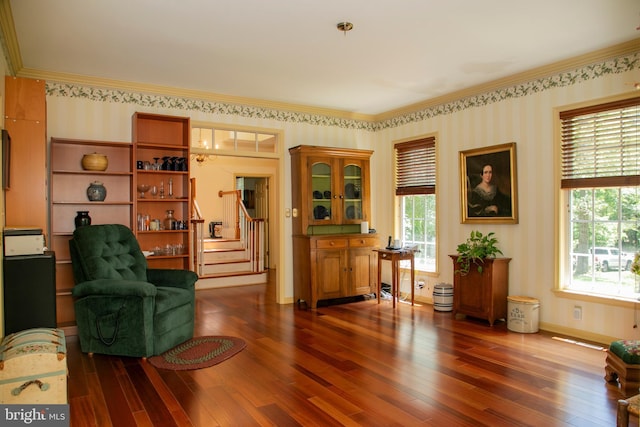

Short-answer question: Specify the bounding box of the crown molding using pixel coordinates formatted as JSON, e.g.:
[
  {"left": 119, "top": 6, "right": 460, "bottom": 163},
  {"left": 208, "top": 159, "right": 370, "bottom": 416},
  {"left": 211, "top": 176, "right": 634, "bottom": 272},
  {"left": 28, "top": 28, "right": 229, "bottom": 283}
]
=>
[
  {"left": 0, "top": 0, "right": 22, "bottom": 75},
  {"left": 3, "top": 0, "right": 637, "bottom": 127},
  {"left": 16, "top": 67, "right": 375, "bottom": 123},
  {"left": 29, "top": 37, "right": 640, "bottom": 124},
  {"left": 373, "top": 37, "right": 640, "bottom": 122}
]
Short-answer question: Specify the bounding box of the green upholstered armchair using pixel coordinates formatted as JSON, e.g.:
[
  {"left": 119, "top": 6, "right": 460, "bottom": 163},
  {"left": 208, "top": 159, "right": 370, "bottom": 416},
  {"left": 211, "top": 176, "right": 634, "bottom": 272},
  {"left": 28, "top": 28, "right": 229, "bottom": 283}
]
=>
[{"left": 69, "top": 224, "right": 197, "bottom": 357}]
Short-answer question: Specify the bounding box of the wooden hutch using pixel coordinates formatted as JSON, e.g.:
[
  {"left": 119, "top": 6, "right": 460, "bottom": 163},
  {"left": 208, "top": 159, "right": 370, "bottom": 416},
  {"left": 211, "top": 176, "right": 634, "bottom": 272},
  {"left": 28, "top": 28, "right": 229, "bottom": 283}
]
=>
[{"left": 290, "top": 145, "right": 378, "bottom": 308}]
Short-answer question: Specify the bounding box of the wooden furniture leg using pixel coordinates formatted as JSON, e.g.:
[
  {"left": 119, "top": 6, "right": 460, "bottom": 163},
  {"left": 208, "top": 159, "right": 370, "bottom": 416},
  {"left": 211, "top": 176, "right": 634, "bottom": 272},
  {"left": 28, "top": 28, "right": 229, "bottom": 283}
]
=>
[
  {"left": 605, "top": 349, "right": 640, "bottom": 396},
  {"left": 377, "top": 254, "right": 382, "bottom": 304},
  {"left": 617, "top": 399, "right": 629, "bottom": 427},
  {"left": 393, "top": 258, "right": 399, "bottom": 308},
  {"left": 616, "top": 394, "right": 640, "bottom": 427},
  {"left": 410, "top": 255, "right": 415, "bottom": 306}
]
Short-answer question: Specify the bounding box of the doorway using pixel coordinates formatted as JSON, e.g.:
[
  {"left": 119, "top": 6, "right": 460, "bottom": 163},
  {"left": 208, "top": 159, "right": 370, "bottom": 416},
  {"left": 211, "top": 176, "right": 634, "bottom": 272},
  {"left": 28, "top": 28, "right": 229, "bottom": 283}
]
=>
[{"left": 236, "top": 176, "right": 270, "bottom": 269}]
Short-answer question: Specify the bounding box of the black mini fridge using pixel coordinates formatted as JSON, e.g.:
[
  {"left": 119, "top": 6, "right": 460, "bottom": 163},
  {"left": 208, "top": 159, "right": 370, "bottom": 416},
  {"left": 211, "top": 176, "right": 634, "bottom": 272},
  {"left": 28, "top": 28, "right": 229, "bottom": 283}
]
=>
[{"left": 3, "top": 251, "right": 56, "bottom": 334}]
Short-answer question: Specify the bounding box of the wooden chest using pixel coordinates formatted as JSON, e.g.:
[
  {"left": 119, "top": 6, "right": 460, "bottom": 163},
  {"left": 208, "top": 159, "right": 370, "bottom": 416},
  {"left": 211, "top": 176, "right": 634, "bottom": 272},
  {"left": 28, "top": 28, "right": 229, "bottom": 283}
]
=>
[{"left": 0, "top": 328, "right": 67, "bottom": 404}]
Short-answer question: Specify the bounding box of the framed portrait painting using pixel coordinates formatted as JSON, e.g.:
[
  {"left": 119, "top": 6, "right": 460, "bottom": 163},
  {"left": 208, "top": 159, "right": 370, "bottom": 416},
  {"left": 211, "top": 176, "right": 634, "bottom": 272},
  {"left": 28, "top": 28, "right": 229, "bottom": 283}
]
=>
[{"left": 460, "top": 142, "right": 518, "bottom": 224}]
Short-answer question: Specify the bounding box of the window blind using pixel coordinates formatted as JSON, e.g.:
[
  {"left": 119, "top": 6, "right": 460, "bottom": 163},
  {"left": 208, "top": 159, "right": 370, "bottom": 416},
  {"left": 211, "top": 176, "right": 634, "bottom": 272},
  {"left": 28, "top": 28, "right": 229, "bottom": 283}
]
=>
[
  {"left": 394, "top": 137, "right": 435, "bottom": 195},
  {"left": 560, "top": 96, "right": 640, "bottom": 189}
]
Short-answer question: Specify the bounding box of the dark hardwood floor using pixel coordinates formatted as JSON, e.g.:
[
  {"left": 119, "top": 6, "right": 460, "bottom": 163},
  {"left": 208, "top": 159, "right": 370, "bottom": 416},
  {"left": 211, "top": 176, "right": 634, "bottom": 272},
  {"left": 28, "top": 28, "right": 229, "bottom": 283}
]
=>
[{"left": 67, "top": 276, "right": 629, "bottom": 426}]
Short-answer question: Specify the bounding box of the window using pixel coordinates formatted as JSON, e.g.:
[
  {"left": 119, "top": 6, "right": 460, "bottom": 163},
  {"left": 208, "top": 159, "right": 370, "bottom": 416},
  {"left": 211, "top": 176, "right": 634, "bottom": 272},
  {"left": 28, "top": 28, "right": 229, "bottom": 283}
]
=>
[
  {"left": 560, "top": 96, "right": 640, "bottom": 299},
  {"left": 191, "top": 126, "right": 277, "bottom": 155},
  {"left": 395, "top": 137, "right": 437, "bottom": 272}
]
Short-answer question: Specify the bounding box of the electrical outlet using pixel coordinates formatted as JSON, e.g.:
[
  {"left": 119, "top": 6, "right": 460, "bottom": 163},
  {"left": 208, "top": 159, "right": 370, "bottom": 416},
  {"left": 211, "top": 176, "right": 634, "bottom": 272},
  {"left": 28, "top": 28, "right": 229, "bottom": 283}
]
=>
[
  {"left": 416, "top": 279, "right": 425, "bottom": 290},
  {"left": 573, "top": 306, "right": 582, "bottom": 320},
  {"left": 425, "top": 282, "right": 434, "bottom": 295}
]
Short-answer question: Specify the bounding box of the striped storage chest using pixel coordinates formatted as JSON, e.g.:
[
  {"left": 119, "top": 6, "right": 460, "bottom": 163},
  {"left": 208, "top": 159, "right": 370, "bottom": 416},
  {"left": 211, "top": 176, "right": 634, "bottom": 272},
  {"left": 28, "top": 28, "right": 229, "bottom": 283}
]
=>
[{"left": 0, "top": 328, "right": 67, "bottom": 404}]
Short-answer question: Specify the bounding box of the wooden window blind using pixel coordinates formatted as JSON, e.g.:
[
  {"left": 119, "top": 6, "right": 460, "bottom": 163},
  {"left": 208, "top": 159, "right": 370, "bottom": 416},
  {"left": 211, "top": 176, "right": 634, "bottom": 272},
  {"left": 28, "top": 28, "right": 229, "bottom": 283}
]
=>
[
  {"left": 394, "top": 137, "right": 436, "bottom": 195},
  {"left": 560, "top": 96, "right": 640, "bottom": 189}
]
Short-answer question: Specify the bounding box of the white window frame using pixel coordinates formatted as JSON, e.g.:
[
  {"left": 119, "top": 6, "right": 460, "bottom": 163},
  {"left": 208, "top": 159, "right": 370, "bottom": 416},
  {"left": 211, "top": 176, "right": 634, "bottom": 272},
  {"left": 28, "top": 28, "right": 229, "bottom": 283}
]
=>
[
  {"left": 393, "top": 134, "right": 438, "bottom": 274},
  {"left": 556, "top": 93, "right": 640, "bottom": 302}
]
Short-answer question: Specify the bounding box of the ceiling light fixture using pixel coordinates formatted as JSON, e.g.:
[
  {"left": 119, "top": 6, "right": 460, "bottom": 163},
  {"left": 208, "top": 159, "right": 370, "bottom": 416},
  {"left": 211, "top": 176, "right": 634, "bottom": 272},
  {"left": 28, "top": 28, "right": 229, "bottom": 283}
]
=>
[
  {"left": 337, "top": 21, "right": 353, "bottom": 35},
  {"left": 190, "top": 128, "right": 217, "bottom": 165}
]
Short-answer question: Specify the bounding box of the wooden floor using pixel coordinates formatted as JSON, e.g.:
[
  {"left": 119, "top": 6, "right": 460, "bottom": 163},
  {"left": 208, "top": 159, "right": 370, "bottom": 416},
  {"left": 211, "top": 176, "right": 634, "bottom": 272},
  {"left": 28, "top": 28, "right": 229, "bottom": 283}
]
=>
[{"left": 67, "top": 277, "right": 630, "bottom": 426}]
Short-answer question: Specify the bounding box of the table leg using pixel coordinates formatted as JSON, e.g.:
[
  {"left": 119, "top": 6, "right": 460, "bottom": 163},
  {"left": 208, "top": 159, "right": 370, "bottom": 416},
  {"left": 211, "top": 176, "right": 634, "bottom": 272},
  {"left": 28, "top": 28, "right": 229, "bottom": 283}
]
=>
[
  {"left": 377, "top": 255, "right": 382, "bottom": 304},
  {"left": 410, "top": 256, "right": 415, "bottom": 306},
  {"left": 393, "top": 259, "right": 399, "bottom": 308}
]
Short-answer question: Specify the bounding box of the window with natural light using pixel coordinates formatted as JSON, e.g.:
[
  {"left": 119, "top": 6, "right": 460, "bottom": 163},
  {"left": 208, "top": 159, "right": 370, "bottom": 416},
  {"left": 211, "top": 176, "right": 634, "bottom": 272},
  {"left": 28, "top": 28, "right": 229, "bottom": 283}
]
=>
[
  {"left": 191, "top": 126, "right": 277, "bottom": 154},
  {"left": 395, "top": 137, "right": 437, "bottom": 272},
  {"left": 561, "top": 96, "right": 640, "bottom": 299}
]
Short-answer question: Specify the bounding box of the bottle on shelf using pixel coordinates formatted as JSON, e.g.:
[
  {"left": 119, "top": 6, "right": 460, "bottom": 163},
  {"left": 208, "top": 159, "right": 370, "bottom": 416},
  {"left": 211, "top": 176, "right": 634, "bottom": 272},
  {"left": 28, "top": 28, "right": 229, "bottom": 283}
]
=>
[{"left": 164, "top": 209, "right": 175, "bottom": 230}]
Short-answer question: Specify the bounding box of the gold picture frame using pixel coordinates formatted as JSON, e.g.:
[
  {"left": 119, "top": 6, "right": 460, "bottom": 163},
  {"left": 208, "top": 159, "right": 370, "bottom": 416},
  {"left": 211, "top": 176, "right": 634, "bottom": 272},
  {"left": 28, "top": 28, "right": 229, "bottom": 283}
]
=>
[{"left": 460, "top": 142, "right": 518, "bottom": 224}]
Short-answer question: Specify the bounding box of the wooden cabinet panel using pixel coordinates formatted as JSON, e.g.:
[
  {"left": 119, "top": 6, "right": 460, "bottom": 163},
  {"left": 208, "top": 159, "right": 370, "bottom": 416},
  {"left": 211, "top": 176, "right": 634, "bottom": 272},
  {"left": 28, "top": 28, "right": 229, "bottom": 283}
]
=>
[
  {"left": 349, "top": 247, "right": 376, "bottom": 296},
  {"left": 349, "top": 236, "right": 378, "bottom": 248},
  {"left": 289, "top": 145, "right": 372, "bottom": 235},
  {"left": 4, "top": 77, "right": 47, "bottom": 233},
  {"left": 450, "top": 256, "right": 511, "bottom": 326},
  {"left": 316, "top": 238, "right": 348, "bottom": 249},
  {"left": 4, "top": 76, "right": 45, "bottom": 121},
  {"left": 290, "top": 145, "right": 377, "bottom": 308},
  {"left": 297, "top": 235, "right": 377, "bottom": 308},
  {"left": 316, "top": 247, "right": 347, "bottom": 300},
  {"left": 4, "top": 118, "right": 47, "bottom": 230}
]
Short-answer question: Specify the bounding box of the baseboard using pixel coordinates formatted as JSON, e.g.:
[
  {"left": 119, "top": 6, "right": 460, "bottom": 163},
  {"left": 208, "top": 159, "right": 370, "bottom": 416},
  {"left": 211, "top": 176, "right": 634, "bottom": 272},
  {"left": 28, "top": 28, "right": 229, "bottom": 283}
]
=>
[{"left": 537, "top": 322, "right": 616, "bottom": 346}]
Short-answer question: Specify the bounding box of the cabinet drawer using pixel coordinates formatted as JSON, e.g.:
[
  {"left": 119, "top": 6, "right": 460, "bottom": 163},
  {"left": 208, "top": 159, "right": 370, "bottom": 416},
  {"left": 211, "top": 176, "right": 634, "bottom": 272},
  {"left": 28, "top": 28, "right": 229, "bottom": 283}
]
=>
[
  {"left": 315, "top": 238, "right": 348, "bottom": 249},
  {"left": 349, "top": 237, "right": 378, "bottom": 248}
]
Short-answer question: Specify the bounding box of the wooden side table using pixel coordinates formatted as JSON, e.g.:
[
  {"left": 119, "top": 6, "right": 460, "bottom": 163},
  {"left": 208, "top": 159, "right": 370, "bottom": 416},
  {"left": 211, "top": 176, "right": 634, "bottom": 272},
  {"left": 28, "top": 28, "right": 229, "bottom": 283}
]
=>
[{"left": 374, "top": 248, "right": 415, "bottom": 308}]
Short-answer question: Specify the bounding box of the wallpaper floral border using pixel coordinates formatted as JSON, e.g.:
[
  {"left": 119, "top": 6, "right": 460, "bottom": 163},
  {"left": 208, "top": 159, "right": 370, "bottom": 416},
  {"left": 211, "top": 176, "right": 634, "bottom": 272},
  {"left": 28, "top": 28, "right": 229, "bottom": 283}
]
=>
[{"left": 46, "top": 53, "right": 639, "bottom": 132}]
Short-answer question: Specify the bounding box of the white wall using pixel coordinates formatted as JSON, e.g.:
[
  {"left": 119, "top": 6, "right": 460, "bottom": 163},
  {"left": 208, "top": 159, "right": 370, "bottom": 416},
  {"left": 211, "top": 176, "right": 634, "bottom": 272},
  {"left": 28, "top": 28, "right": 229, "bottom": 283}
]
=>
[
  {"left": 190, "top": 156, "right": 277, "bottom": 223},
  {"left": 44, "top": 57, "right": 639, "bottom": 343},
  {"left": 371, "top": 67, "right": 640, "bottom": 343},
  {"left": 45, "top": 95, "right": 375, "bottom": 310}
]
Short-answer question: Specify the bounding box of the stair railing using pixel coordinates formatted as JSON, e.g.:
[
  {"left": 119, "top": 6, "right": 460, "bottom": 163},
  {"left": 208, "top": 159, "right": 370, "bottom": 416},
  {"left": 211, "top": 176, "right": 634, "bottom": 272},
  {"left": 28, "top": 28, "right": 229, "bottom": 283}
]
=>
[
  {"left": 218, "top": 190, "right": 266, "bottom": 272},
  {"left": 190, "top": 178, "right": 204, "bottom": 275}
]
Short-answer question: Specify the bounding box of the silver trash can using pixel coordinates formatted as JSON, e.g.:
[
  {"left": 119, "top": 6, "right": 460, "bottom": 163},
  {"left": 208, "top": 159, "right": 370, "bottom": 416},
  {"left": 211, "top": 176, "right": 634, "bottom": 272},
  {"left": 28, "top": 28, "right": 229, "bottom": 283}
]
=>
[{"left": 507, "top": 296, "right": 540, "bottom": 333}]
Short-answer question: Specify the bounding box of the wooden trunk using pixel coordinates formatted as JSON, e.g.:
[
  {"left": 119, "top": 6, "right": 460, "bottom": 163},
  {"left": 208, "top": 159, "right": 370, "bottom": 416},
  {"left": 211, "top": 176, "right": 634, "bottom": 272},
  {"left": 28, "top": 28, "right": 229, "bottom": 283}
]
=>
[{"left": 0, "top": 328, "right": 68, "bottom": 404}]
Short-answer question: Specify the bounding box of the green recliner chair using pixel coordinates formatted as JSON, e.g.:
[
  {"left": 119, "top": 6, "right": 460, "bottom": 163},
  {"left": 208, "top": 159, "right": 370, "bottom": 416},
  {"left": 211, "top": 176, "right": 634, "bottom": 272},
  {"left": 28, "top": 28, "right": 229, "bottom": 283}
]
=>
[{"left": 69, "top": 224, "right": 197, "bottom": 357}]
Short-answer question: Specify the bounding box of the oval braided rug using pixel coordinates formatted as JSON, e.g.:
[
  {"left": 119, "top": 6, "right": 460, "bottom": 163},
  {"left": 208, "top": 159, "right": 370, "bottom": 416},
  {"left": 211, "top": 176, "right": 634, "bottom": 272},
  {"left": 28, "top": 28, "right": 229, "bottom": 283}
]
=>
[{"left": 149, "top": 336, "right": 246, "bottom": 370}]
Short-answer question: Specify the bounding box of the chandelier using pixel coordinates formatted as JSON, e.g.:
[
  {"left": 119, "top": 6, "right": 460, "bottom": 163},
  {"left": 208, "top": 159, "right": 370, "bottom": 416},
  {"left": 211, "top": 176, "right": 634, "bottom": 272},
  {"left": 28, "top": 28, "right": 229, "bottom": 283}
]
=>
[{"left": 190, "top": 129, "right": 217, "bottom": 165}]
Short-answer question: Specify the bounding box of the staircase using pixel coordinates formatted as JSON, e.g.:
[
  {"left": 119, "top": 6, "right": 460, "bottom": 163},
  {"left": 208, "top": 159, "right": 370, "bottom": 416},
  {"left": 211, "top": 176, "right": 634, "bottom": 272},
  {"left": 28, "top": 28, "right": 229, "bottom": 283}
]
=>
[
  {"left": 192, "top": 189, "right": 267, "bottom": 290},
  {"left": 195, "top": 237, "right": 267, "bottom": 289}
]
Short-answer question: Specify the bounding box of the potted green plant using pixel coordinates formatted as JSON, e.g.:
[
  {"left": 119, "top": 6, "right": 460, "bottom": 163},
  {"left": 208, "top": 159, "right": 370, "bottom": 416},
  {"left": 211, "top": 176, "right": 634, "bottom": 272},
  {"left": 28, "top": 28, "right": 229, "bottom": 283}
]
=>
[
  {"left": 631, "top": 253, "right": 640, "bottom": 276},
  {"left": 455, "top": 230, "right": 503, "bottom": 275}
]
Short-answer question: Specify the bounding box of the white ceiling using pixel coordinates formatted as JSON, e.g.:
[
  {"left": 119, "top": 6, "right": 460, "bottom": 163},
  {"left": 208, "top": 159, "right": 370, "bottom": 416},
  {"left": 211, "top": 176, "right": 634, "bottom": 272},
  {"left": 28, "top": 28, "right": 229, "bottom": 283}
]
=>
[{"left": 7, "top": 0, "right": 640, "bottom": 115}]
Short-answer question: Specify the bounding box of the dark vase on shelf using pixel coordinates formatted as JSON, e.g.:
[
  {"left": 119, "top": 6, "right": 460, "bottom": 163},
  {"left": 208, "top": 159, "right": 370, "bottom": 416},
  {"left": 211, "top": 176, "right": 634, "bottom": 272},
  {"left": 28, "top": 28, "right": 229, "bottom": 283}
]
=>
[
  {"left": 74, "top": 211, "right": 91, "bottom": 229},
  {"left": 86, "top": 181, "right": 107, "bottom": 202}
]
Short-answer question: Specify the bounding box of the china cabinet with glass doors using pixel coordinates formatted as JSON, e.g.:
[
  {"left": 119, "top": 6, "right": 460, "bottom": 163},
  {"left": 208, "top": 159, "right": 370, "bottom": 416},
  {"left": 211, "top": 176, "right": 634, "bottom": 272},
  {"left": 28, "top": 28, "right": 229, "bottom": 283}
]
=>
[{"left": 290, "top": 145, "right": 378, "bottom": 308}]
